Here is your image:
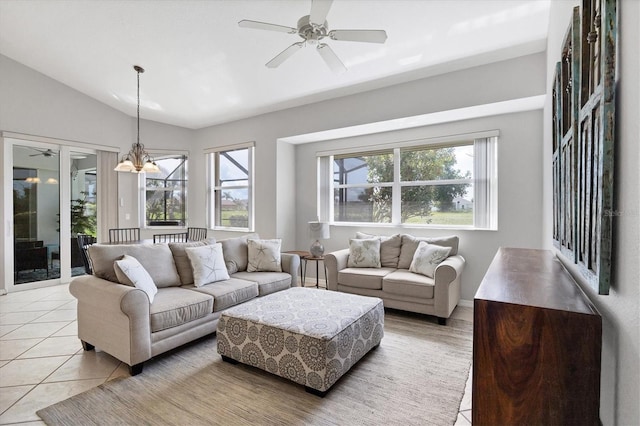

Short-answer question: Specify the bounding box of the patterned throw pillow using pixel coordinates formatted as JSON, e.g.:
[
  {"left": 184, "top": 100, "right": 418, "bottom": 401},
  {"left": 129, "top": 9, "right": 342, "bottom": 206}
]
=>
[
  {"left": 114, "top": 255, "right": 158, "bottom": 303},
  {"left": 347, "top": 238, "right": 381, "bottom": 268},
  {"left": 409, "top": 241, "right": 451, "bottom": 278},
  {"left": 247, "top": 239, "right": 282, "bottom": 272},
  {"left": 185, "top": 243, "right": 230, "bottom": 287}
]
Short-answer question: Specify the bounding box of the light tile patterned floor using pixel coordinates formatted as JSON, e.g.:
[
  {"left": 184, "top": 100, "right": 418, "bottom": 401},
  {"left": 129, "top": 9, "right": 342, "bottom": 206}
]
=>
[{"left": 0, "top": 283, "right": 473, "bottom": 425}]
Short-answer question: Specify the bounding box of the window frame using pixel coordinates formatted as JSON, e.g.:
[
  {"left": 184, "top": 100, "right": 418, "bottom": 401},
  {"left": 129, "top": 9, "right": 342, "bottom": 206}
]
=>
[
  {"left": 206, "top": 142, "right": 255, "bottom": 232},
  {"left": 140, "top": 151, "right": 188, "bottom": 229},
  {"left": 318, "top": 133, "right": 498, "bottom": 230}
]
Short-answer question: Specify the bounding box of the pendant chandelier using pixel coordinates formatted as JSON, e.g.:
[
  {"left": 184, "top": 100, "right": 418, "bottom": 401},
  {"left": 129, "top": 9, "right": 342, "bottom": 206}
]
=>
[{"left": 114, "top": 65, "right": 160, "bottom": 173}]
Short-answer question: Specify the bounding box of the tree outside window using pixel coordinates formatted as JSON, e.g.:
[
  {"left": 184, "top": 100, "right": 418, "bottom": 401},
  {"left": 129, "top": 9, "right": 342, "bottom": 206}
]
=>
[{"left": 333, "top": 144, "right": 473, "bottom": 226}]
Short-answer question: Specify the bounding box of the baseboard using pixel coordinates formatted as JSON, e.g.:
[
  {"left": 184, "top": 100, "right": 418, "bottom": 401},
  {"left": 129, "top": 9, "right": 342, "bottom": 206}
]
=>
[{"left": 458, "top": 299, "right": 473, "bottom": 308}]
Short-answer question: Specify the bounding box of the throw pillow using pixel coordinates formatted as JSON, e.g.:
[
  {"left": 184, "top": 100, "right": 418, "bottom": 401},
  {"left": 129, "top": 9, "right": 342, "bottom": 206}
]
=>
[
  {"left": 114, "top": 255, "right": 158, "bottom": 303},
  {"left": 89, "top": 243, "right": 181, "bottom": 288},
  {"left": 185, "top": 243, "right": 230, "bottom": 287},
  {"left": 168, "top": 240, "right": 211, "bottom": 285},
  {"left": 219, "top": 233, "right": 259, "bottom": 273},
  {"left": 398, "top": 234, "right": 459, "bottom": 269},
  {"left": 247, "top": 239, "right": 282, "bottom": 272},
  {"left": 355, "top": 232, "right": 402, "bottom": 268},
  {"left": 347, "top": 238, "right": 381, "bottom": 268},
  {"left": 409, "top": 241, "right": 452, "bottom": 278}
]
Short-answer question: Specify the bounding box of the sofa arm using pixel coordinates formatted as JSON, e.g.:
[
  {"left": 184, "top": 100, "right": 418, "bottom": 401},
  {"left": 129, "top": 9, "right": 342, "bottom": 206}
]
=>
[
  {"left": 70, "top": 275, "right": 152, "bottom": 366},
  {"left": 434, "top": 255, "right": 465, "bottom": 285},
  {"left": 433, "top": 255, "right": 465, "bottom": 319},
  {"left": 324, "top": 248, "right": 350, "bottom": 291},
  {"left": 281, "top": 253, "right": 301, "bottom": 287}
]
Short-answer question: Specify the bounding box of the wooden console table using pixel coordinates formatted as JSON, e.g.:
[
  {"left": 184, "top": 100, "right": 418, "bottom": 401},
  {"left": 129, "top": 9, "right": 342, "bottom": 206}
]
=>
[{"left": 472, "top": 247, "right": 601, "bottom": 425}]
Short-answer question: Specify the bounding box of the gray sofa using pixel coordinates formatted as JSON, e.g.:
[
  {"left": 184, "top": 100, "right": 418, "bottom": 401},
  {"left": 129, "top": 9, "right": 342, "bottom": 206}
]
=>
[
  {"left": 324, "top": 234, "right": 464, "bottom": 325},
  {"left": 69, "top": 234, "right": 299, "bottom": 375}
]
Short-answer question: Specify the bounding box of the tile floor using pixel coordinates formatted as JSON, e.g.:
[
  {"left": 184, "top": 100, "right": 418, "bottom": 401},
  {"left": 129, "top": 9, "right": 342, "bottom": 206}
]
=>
[{"left": 0, "top": 282, "right": 473, "bottom": 425}]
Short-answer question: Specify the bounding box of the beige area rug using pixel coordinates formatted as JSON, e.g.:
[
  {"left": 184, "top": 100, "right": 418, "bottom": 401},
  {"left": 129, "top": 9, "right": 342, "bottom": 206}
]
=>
[{"left": 38, "top": 310, "right": 472, "bottom": 426}]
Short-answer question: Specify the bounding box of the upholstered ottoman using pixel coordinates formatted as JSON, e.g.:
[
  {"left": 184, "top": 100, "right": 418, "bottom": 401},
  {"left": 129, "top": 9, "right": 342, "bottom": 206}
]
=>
[{"left": 217, "top": 287, "right": 384, "bottom": 396}]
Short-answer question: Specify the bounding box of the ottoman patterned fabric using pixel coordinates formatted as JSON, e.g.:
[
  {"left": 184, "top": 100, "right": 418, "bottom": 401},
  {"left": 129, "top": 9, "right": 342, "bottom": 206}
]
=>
[{"left": 217, "top": 287, "right": 384, "bottom": 392}]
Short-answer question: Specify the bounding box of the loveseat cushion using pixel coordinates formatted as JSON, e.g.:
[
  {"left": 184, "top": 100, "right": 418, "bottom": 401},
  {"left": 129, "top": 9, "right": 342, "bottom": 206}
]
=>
[
  {"left": 397, "top": 235, "right": 459, "bottom": 269},
  {"left": 150, "top": 287, "right": 213, "bottom": 333},
  {"left": 89, "top": 244, "right": 181, "bottom": 288},
  {"left": 186, "top": 278, "right": 258, "bottom": 312},
  {"left": 355, "top": 232, "right": 402, "bottom": 268},
  {"left": 232, "top": 271, "right": 292, "bottom": 296},
  {"left": 337, "top": 267, "right": 395, "bottom": 290},
  {"left": 382, "top": 270, "right": 435, "bottom": 299}
]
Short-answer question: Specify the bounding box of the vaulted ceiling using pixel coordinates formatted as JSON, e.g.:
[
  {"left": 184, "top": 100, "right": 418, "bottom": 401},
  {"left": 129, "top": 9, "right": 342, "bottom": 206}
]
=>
[{"left": 0, "top": 0, "right": 550, "bottom": 129}]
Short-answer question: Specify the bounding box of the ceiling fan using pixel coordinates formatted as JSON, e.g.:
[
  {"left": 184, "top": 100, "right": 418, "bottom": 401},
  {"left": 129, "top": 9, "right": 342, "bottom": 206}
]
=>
[
  {"left": 29, "top": 148, "right": 58, "bottom": 157},
  {"left": 238, "top": 0, "right": 387, "bottom": 73}
]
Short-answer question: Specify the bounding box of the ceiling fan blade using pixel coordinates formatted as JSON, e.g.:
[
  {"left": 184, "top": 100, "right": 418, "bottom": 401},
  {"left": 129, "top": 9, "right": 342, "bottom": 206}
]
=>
[
  {"left": 309, "top": 0, "right": 333, "bottom": 25},
  {"left": 238, "top": 19, "right": 297, "bottom": 34},
  {"left": 266, "top": 42, "right": 304, "bottom": 68},
  {"left": 329, "top": 29, "right": 388, "bottom": 43},
  {"left": 317, "top": 43, "right": 346, "bottom": 73}
]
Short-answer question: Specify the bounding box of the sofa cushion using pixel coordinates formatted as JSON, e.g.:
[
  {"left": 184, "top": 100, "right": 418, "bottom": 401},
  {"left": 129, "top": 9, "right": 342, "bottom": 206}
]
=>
[
  {"left": 382, "top": 270, "right": 435, "bottom": 299},
  {"left": 232, "top": 271, "right": 291, "bottom": 296},
  {"left": 347, "top": 238, "right": 381, "bottom": 268},
  {"left": 186, "top": 278, "right": 258, "bottom": 312},
  {"left": 355, "top": 232, "right": 402, "bottom": 268},
  {"left": 150, "top": 287, "right": 213, "bottom": 333},
  {"left": 338, "top": 267, "right": 395, "bottom": 290},
  {"left": 168, "top": 239, "right": 215, "bottom": 285},
  {"left": 247, "top": 239, "right": 282, "bottom": 272},
  {"left": 219, "top": 233, "right": 259, "bottom": 274},
  {"left": 186, "top": 243, "right": 230, "bottom": 287},
  {"left": 409, "top": 242, "right": 452, "bottom": 278},
  {"left": 398, "top": 235, "right": 459, "bottom": 269},
  {"left": 89, "top": 243, "right": 181, "bottom": 288},
  {"left": 113, "top": 255, "right": 158, "bottom": 303}
]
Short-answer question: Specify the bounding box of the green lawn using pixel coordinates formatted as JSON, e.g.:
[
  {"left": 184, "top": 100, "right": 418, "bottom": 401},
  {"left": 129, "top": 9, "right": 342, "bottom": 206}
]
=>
[{"left": 406, "top": 210, "right": 473, "bottom": 226}]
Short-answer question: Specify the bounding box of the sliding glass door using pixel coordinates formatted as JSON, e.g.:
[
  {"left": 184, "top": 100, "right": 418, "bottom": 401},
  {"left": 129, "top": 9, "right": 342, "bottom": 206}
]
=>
[
  {"left": 6, "top": 140, "right": 97, "bottom": 289},
  {"left": 12, "top": 144, "right": 60, "bottom": 286}
]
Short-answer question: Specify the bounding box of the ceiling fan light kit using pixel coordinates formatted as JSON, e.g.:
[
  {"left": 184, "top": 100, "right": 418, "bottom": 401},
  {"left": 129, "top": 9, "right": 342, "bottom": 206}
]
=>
[{"left": 239, "top": 0, "right": 387, "bottom": 72}]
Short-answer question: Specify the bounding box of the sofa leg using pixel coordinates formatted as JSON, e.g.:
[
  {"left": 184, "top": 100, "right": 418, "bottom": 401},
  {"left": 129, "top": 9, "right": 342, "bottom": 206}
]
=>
[
  {"left": 81, "top": 340, "right": 95, "bottom": 351},
  {"left": 437, "top": 317, "right": 447, "bottom": 326},
  {"left": 129, "top": 363, "right": 144, "bottom": 376}
]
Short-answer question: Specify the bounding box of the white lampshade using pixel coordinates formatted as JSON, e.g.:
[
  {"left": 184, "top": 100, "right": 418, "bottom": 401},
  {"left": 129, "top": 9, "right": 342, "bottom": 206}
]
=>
[
  {"left": 308, "top": 221, "right": 330, "bottom": 239},
  {"left": 114, "top": 159, "right": 135, "bottom": 172}
]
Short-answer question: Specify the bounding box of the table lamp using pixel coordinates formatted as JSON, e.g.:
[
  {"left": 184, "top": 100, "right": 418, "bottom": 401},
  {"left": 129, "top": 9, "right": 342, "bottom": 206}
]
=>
[{"left": 308, "top": 221, "right": 330, "bottom": 257}]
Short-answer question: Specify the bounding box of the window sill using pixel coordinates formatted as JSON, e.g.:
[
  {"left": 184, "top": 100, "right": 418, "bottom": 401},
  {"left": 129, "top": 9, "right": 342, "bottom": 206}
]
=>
[{"left": 330, "top": 222, "right": 497, "bottom": 232}]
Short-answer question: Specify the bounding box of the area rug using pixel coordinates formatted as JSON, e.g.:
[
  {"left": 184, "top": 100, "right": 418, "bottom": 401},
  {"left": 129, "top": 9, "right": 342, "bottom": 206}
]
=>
[{"left": 38, "top": 310, "right": 472, "bottom": 426}]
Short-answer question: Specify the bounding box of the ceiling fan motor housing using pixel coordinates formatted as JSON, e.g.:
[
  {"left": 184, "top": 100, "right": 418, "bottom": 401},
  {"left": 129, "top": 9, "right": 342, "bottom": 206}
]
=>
[{"left": 297, "top": 15, "right": 327, "bottom": 45}]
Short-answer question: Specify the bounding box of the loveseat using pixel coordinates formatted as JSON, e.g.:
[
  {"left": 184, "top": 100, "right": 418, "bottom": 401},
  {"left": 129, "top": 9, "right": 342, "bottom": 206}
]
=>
[
  {"left": 69, "top": 234, "right": 299, "bottom": 375},
  {"left": 325, "top": 233, "right": 464, "bottom": 325}
]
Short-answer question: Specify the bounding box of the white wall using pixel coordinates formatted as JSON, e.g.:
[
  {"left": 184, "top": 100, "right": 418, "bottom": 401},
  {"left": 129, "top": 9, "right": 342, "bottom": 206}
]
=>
[
  {"left": 543, "top": 1, "right": 640, "bottom": 424},
  {"left": 0, "top": 54, "right": 196, "bottom": 238},
  {"left": 194, "top": 52, "right": 546, "bottom": 252},
  {"left": 0, "top": 54, "right": 195, "bottom": 290}
]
